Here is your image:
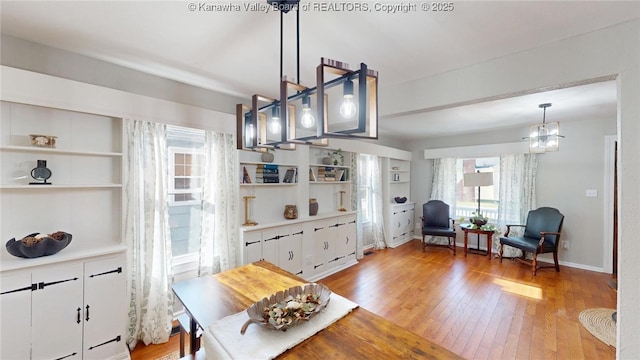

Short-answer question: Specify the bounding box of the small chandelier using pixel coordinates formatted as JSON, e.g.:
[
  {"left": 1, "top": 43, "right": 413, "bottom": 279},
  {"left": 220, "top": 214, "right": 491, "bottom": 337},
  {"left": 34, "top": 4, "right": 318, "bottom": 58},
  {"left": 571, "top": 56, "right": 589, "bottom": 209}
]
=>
[
  {"left": 236, "top": 0, "right": 378, "bottom": 151},
  {"left": 524, "top": 103, "right": 564, "bottom": 153}
]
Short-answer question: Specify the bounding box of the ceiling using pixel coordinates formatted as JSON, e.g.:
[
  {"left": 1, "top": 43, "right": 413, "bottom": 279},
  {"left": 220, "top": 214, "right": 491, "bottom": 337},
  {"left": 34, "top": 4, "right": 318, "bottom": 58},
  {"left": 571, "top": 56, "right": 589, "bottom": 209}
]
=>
[{"left": 2, "top": 1, "right": 638, "bottom": 141}]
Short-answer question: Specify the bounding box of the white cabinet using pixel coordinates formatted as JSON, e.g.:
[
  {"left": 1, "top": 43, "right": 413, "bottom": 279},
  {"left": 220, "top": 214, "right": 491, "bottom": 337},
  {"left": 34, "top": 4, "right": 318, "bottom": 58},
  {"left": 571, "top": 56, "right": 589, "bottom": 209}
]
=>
[
  {"left": 389, "top": 203, "right": 416, "bottom": 248},
  {"left": 306, "top": 214, "right": 357, "bottom": 280},
  {"left": 241, "top": 213, "right": 357, "bottom": 282},
  {"left": 383, "top": 157, "right": 414, "bottom": 249},
  {"left": 31, "top": 262, "right": 84, "bottom": 360},
  {"left": 242, "top": 225, "right": 304, "bottom": 277},
  {"left": 278, "top": 225, "right": 303, "bottom": 277},
  {"left": 0, "top": 272, "right": 32, "bottom": 359},
  {"left": 0, "top": 254, "right": 127, "bottom": 360}
]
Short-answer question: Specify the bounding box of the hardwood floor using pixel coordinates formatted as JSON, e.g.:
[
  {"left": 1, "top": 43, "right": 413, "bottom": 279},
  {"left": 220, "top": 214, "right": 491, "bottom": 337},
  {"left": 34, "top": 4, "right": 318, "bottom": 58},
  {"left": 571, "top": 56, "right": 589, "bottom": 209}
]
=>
[{"left": 130, "top": 240, "right": 616, "bottom": 359}]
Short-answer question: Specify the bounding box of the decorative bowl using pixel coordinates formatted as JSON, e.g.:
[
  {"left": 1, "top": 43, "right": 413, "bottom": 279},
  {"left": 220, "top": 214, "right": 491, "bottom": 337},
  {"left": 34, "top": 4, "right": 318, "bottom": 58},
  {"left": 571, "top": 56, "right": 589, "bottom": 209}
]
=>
[
  {"left": 394, "top": 196, "right": 407, "bottom": 204},
  {"left": 240, "top": 283, "right": 331, "bottom": 335},
  {"left": 29, "top": 134, "right": 57, "bottom": 148},
  {"left": 6, "top": 232, "right": 72, "bottom": 258},
  {"left": 470, "top": 218, "right": 487, "bottom": 226}
]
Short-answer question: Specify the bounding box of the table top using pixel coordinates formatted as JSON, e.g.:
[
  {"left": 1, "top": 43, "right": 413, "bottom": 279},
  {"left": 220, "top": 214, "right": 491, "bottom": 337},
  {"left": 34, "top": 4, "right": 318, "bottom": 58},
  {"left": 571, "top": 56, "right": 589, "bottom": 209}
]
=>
[
  {"left": 172, "top": 261, "right": 462, "bottom": 359},
  {"left": 459, "top": 223, "right": 496, "bottom": 234}
]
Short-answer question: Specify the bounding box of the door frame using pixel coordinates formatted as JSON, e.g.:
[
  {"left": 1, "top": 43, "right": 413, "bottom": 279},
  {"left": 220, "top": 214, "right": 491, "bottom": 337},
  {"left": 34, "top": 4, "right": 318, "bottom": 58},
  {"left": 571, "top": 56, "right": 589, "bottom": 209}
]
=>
[{"left": 603, "top": 135, "right": 617, "bottom": 274}]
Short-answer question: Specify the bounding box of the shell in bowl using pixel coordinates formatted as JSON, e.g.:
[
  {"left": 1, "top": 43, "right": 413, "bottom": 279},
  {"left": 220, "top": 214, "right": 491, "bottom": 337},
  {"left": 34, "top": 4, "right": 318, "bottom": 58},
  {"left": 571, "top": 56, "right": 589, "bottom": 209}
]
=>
[{"left": 240, "top": 283, "right": 331, "bottom": 334}]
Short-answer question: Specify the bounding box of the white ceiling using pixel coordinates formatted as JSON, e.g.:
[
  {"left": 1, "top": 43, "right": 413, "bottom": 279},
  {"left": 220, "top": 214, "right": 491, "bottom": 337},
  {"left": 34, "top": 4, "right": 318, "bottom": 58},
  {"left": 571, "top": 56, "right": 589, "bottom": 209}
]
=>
[{"left": 2, "top": 1, "right": 637, "bottom": 141}]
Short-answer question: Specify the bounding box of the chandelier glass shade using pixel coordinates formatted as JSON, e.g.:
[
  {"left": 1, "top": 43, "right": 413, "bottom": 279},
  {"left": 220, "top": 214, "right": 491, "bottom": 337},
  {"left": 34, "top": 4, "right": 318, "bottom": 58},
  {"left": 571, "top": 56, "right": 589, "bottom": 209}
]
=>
[{"left": 524, "top": 103, "right": 564, "bottom": 153}]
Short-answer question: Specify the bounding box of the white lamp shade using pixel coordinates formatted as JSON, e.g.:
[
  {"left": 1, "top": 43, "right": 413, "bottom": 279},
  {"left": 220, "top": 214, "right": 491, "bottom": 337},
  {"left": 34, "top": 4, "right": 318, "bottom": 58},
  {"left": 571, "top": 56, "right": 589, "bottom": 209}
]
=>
[{"left": 463, "top": 172, "right": 494, "bottom": 187}]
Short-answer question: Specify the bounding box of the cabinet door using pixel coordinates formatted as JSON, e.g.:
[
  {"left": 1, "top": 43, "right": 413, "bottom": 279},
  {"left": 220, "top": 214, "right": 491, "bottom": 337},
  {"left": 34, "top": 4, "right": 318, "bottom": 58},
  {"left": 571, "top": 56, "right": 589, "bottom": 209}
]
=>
[
  {"left": 338, "top": 215, "right": 357, "bottom": 263},
  {"left": 83, "top": 255, "right": 126, "bottom": 360},
  {"left": 243, "top": 231, "right": 262, "bottom": 264},
  {"left": 311, "top": 221, "right": 329, "bottom": 274},
  {"left": 392, "top": 208, "right": 403, "bottom": 241},
  {"left": 279, "top": 225, "right": 303, "bottom": 277},
  {"left": 324, "top": 219, "right": 339, "bottom": 268},
  {"left": 32, "top": 262, "right": 84, "bottom": 360},
  {"left": 0, "top": 271, "right": 32, "bottom": 360},
  {"left": 261, "top": 228, "right": 281, "bottom": 265}
]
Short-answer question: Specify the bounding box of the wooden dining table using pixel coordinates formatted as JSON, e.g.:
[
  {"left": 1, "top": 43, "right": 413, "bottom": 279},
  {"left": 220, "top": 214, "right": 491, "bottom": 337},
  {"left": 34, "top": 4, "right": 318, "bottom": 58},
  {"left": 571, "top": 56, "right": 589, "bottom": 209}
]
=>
[{"left": 172, "top": 261, "right": 462, "bottom": 359}]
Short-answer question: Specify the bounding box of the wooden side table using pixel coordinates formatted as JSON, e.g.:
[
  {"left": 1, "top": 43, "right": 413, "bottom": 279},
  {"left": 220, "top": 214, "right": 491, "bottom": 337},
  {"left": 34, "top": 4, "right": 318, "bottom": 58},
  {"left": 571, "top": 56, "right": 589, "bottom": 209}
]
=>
[{"left": 460, "top": 223, "right": 495, "bottom": 259}]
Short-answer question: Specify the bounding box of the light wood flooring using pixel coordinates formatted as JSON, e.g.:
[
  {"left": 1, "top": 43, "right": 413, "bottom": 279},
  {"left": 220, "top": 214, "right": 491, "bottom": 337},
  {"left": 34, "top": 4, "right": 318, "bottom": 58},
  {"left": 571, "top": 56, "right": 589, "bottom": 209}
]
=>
[{"left": 130, "top": 240, "right": 617, "bottom": 359}]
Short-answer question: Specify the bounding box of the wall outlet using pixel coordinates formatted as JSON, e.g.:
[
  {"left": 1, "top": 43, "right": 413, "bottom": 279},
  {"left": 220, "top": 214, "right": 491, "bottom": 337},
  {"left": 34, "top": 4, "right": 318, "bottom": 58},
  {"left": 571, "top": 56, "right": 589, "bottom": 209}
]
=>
[{"left": 562, "top": 241, "right": 569, "bottom": 249}]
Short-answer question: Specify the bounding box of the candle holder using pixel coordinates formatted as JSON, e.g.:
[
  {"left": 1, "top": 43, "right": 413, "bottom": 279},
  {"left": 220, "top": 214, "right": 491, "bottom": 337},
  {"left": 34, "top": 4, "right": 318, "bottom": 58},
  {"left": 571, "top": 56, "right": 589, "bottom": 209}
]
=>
[
  {"left": 338, "top": 190, "right": 347, "bottom": 212},
  {"left": 243, "top": 196, "right": 258, "bottom": 226}
]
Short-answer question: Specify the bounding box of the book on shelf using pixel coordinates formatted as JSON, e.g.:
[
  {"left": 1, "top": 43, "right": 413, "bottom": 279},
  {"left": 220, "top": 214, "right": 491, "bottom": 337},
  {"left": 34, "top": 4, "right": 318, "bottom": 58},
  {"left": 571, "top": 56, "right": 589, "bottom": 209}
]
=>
[
  {"left": 283, "top": 168, "right": 296, "bottom": 183},
  {"left": 242, "top": 166, "right": 252, "bottom": 184}
]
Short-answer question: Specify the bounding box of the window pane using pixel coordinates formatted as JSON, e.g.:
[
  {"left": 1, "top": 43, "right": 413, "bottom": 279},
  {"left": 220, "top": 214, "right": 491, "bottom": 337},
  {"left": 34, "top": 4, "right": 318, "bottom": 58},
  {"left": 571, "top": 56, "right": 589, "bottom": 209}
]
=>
[{"left": 167, "top": 125, "right": 206, "bottom": 257}]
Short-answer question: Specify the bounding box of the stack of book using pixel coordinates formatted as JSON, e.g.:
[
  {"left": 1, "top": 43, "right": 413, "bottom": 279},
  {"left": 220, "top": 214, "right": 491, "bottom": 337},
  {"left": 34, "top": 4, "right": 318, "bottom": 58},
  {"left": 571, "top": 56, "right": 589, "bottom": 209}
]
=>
[
  {"left": 317, "top": 167, "right": 326, "bottom": 181},
  {"left": 324, "top": 167, "right": 337, "bottom": 181},
  {"left": 256, "top": 164, "right": 279, "bottom": 183}
]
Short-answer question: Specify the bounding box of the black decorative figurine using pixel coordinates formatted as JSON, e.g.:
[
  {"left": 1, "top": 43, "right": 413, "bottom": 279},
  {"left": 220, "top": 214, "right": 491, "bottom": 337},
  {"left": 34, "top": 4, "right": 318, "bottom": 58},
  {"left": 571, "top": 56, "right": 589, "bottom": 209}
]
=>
[{"left": 29, "top": 160, "right": 52, "bottom": 185}]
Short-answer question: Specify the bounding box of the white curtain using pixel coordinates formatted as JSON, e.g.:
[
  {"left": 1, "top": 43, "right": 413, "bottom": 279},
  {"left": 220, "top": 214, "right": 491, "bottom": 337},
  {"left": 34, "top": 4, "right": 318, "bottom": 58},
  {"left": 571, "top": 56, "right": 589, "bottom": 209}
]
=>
[
  {"left": 350, "top": 153, "right": 363, "bottom": 259},
  {"left": 429, "top": 158, "right": 457, "bottom": 211},
  {"left": 198, "top": 131, "right": 239, "bottom": 275},
  {"left": 427, "top": 158, "right": 458, "bottom": 245},
  {"left": 124, "top": 119, "right": 173, "bottom": 349},
  {"left": 495, "top": 153, "right": 539, "bottom": 256},
  {"left": 358, "top": 154, "right": 386, "bottom": 250},
  {"left": 370, "top": 156, "right": 386, "bottom": 249}
]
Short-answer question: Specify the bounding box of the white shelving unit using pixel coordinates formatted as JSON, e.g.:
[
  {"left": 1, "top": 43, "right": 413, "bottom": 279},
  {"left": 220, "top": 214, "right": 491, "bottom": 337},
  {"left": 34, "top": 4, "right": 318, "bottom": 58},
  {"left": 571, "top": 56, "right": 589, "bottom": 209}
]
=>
[
  {"left": 0, "top": 100, "right": 128, "bottom": 359},
  {"left": 383, "top": 157, "right": 415, "bottom": 248}
]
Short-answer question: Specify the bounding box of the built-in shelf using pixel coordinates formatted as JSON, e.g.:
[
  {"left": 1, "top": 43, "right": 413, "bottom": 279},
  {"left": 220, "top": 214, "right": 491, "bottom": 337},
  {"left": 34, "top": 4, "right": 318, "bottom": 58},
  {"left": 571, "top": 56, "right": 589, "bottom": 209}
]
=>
[
  {"left": 0, "top": 145, "right": 122, "bottom": 157},
  {"left": 0, "top": 184, "right": 122, "bottom": 189},
  {"left": 309, "top": 181, "right": 352, "bottom": 185},
  {"left": 240, "top": 183, "right": 297, "bottom": 187}
]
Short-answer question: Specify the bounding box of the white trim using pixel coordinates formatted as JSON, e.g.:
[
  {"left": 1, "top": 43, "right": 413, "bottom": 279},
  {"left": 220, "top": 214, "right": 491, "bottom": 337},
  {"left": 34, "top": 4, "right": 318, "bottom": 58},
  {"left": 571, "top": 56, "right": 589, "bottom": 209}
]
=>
[
  {"left": 603, "top": 135, "right": 617, "bottom": 274},
  {"left": 424, "top": 142, "right": 529, "bottom": 159},
  {"left": 0, "top": 65, "right": 235, "bottom": 134}
]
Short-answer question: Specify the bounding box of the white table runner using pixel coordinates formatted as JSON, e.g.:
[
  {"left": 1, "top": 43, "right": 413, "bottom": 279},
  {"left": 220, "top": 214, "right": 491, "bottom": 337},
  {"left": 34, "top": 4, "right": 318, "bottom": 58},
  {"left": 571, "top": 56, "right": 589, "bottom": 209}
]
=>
[{"left": 203, "top": 293, "right": 358, "bottom": 359}]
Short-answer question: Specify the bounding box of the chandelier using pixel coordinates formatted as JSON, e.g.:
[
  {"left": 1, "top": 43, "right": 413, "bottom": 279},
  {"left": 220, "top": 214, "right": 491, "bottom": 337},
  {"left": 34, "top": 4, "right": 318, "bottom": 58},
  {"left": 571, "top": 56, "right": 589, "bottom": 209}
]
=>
[
  {"left": 524, "top": 103, "right": 564, "bottom": 153},
  {"left": 237, "top": 0, "right": 378, "bottom": 151}
]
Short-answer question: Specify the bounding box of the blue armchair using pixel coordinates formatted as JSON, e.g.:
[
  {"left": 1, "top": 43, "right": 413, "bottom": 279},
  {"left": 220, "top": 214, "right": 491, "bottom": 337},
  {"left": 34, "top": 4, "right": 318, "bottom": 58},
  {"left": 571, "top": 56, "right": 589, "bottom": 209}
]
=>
[
  {"left": 421, "top": 200, "right": 456, "bottom": 255},
  {"left": 499, "top": 207, "right": 564, "bottom": 275}
]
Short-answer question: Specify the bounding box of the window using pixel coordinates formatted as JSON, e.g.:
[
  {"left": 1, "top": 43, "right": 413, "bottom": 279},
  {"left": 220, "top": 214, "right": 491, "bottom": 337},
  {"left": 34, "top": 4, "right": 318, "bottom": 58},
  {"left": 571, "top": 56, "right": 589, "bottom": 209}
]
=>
[
  {"left": 455, "top": 157, "right": 499, "bottom": 221},
  {"left": 167, "top": 126, "right": 205, "bottom": 257}
]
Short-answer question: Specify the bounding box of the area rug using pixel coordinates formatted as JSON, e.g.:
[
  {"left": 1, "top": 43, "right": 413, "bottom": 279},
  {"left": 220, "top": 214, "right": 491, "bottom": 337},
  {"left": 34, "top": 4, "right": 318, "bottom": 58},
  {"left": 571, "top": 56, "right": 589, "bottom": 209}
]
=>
[
  {"left": 579, "top": 308, "right": 617, "bottom": 347},
  {"left": 156, "top": 352, "right": 179, "bottom": 360}
]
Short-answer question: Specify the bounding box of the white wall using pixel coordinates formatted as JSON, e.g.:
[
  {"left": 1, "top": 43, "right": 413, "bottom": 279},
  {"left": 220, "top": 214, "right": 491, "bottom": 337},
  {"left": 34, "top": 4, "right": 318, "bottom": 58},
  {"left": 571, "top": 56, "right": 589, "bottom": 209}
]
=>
[
  {"left": 393, "top": 20, "right": 639, "bottom": 358},
  {"left": 411, "top": 116, "right": 616, "bottom": 271}
]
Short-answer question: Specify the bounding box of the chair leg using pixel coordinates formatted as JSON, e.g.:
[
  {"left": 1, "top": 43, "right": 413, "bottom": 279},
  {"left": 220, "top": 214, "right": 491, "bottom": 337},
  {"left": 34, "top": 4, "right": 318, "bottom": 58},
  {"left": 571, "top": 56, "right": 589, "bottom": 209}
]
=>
[
  {"left": 532, "top": 253, "right": 538, "bottom": 276},
  {"left": 499, "top": 243, "right": 503, "bottom": 263},
  {"left": 422, "top": 235, "right": 425, "bottom": 252},
  {"left": 553, "top": 251, "right": 560, "bottom": 272},
  {"left": 451, "top": 235, "right": 456, "bottom": 255}
]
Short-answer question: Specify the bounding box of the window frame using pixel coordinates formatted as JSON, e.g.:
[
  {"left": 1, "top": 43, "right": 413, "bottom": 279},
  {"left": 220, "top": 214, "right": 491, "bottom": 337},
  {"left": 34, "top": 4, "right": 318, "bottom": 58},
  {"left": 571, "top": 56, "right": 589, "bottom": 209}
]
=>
[{"left": 168, "top": 146, "right": 204, "bottom": 206}]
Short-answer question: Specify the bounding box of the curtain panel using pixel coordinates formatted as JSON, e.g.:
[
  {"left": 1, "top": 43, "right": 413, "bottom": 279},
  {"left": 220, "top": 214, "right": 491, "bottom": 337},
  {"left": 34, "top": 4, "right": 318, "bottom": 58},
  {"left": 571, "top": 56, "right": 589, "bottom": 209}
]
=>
[
  {"left": 495, "top": 153, "right": 539, "bottom": 256},
  {"left": 124, "top": 119, "right": 173, "bottom": 349},
  {"left": 198, "top": 131, "right": 239, "bottom": 276},
  {"left": 427, "top": 157, "right": 458, "bottom": 245}
]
